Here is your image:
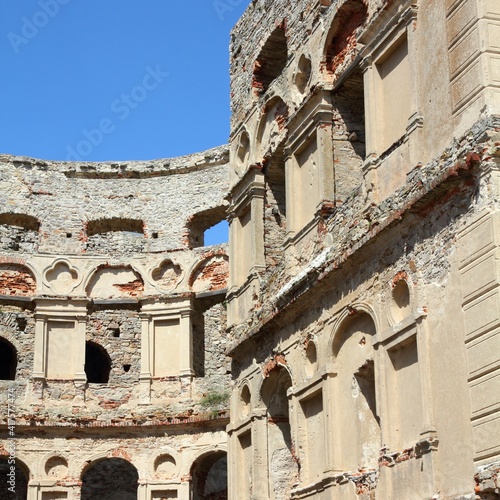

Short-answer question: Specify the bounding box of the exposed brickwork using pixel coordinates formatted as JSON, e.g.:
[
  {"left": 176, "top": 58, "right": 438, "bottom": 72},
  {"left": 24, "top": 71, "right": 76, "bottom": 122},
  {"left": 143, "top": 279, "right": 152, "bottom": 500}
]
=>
[
  {"left": 0, "top": 264, "right": 36, "bottom": 296},
  {"left": 190, "top": 254, "right": 229, "bottom": 293},
  {"left": 324, "top": 0, "right": 368, "bottom": 78},
  {"left": 0, "top": 147, "right": 231, "bottom": 498}
]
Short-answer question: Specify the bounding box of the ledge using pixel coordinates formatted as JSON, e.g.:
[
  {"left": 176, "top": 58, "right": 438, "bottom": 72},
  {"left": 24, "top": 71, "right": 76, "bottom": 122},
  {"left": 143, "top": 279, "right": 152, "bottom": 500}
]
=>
[
  {"left": 0, "top": 145, "right": 229, "bottom": 179},
  {"left": 227, "top": 115, "right": 500, "bottom": 355},
  {"left": 0, "top": 410, "right": 230, "bottom": 430}
]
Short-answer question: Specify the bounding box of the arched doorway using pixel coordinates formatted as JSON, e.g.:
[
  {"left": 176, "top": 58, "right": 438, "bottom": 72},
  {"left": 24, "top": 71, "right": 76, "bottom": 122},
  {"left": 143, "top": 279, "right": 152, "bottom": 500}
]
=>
[
  {"left": 81, "top": 458, "right": 138, "bottom": 500},
  {"left": 0, "top": 457, "right": 28, "bottom": 499},
  {"left": 190, "top": 451, "right": 227, "bottom": 500},
  {"left": 85, "top": 341, "right": 111, "bottom": 384},
  {"left": 0, "top": 338, "right": 17, "bottom": 380}
]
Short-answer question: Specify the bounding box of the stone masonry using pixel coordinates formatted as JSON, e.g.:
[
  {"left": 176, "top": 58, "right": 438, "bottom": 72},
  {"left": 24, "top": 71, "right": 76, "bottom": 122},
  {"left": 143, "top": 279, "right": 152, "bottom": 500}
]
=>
[
  {"left": 0, "top": 147, "right": 231, "bottom": 499},
  {"left": 226, "top": 0, "right": 500, "bottom": 499},
  {"left": 1, "top": 0, "right": 500, "bottom": 499}
]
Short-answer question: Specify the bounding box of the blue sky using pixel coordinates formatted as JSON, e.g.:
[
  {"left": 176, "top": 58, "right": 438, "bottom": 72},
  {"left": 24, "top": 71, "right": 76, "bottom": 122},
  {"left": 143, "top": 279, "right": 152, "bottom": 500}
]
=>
[{"left": 0, "top": 0, "right": 249, "bottom": 162}]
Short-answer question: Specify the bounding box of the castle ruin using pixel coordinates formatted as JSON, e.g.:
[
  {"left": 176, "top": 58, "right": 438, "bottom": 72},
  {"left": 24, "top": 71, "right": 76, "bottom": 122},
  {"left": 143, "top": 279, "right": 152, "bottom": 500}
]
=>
[{"left": 1, "top": 0, "right": 500, "bottom": 499}]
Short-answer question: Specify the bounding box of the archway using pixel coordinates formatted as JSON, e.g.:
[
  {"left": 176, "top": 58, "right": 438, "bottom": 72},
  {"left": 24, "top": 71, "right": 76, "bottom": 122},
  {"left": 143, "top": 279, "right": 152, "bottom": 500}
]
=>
[
  {"left": 81, "top": 458, "right": 138, "bottom": 500},
  {"left": 0, "top": 338, "right": 17, "bottom": 380},
  {"left": 0, "top": 457, "right": 28, "bottom": 500},
  {"left": 85, "top": 342, "right": 112, "bottom": 384},
  {"left": 190, "top": 451, "right": 227, "bottom": 500}
]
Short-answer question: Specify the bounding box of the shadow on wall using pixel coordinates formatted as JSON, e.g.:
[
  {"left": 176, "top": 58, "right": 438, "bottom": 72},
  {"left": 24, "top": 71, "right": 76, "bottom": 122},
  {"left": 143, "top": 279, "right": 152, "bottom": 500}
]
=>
[
  {"left": 81, "top": 458, "right": 138, "bottom": 500},
  {"left": 0, "top": 338, "right": 17, "bottom": 380},
  {"left": 0, "top": 458, "right": 28, "bottom": 500},
  {"left": 191, "top": 451, "right": 228, "bottom": 500}
]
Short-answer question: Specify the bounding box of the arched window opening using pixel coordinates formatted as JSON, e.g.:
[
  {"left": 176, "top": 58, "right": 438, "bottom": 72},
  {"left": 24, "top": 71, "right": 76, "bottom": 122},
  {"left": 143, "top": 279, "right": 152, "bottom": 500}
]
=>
[
  {"left": 252, "top": 24, "right": 288, "bottom": 95},
  {"left": 324, "top": 0, "right": 368, "bottom": 76},
  {"left": 261, "top": 365, "right": 297, "bottom": 498},
  {"left": 81, "top": 458, "right": 138, "bottom": 500},
  {"left": 0, "top": 458, "right": 28, "bottom": 500},
  {"left": 85, "top": 218, "right": 144, "bottom": 255},
  {"left": 0, "top": 338, "right": 17, "bottom": 380},
  {"left": 0, "top": 213, "right": 40, "bottom": 252},
  {"left": 185, "top": 206, "right": 227, "bottom": 248},
  {"left": 85, "top": 342, "right": 111, "bottom": 384},
  {"left": 191, "top": 451, "right": 227, "bottom": 500},
  {"left": 0, "top": 213, "right": 40, "bottom": 231},
  {"left": 86, "top": 218, "right": 143, "bottom": 236}
]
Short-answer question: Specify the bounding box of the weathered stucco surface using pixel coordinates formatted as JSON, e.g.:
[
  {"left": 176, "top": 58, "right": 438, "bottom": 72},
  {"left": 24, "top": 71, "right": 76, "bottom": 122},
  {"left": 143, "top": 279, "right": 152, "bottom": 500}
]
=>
[
  {"left": 226, "top": 0, "right": 500, "bottom": 499},
  {"left": 0, "top": 148, "right": 231, "bottom": 499},
  {"left": 1, "top": 0, "right": 500, "bottom": 499}
]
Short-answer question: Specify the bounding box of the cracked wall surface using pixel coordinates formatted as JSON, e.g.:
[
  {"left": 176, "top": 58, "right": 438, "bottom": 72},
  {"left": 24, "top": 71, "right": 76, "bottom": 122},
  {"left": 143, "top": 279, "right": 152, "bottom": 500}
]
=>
[
  {"left": 1, "top": 0, "right": 500, "bottom": 499},
  {"left": 0, "top": 148, "right": 231, "bottom": 499},
  {"left": 226, "top": 0, "right": 500, "bottom": 499}
]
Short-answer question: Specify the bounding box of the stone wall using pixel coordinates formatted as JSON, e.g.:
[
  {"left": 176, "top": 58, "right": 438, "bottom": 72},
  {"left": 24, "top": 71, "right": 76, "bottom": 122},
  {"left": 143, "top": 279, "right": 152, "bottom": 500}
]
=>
[
  {"left": 226, "top": 0, "right": 500, "bottom": 498},
  {"left": 1, "top": 0, "right": 499, "bottom": 498},
  {"left": 0, "top": 147, "right": 228, "bottom": 254},
  {"left": 0, "top": 147, "right": 231, "bottom": 499}
]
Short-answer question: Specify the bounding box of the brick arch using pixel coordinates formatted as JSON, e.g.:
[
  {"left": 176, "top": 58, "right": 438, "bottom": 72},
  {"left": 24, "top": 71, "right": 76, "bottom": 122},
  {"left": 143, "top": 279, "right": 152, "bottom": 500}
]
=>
[
  {"left": 184, "top": 206, "right": 227, "bottom": 249},
  {"left": 77, "top": 451, "right": 138, "bottom": 478},
  {"left": 0, "top": 263, "right": 37, "bottom": 297},
  {"left": 189, "top": 253, "right": 229, "bottom": 293},
  {"left": 322, "top": 0, "right": 368, "bottom": 79},
  {"left": 255, "top": 353, "right": 294, "bottom": 408}
]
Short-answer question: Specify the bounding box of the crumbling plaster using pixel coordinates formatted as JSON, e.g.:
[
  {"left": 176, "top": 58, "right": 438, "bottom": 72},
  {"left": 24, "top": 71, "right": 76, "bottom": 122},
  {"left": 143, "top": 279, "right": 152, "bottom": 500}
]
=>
[
  {"left": 1, "top": 0, "right": 500, "bottom": 498},
  {"left": 226, "top": 0, "right": 500, "bottom": 498}
]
